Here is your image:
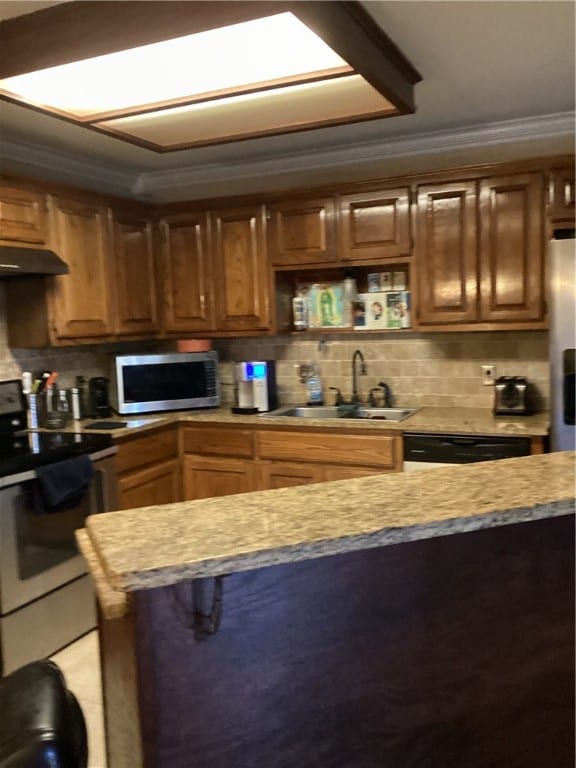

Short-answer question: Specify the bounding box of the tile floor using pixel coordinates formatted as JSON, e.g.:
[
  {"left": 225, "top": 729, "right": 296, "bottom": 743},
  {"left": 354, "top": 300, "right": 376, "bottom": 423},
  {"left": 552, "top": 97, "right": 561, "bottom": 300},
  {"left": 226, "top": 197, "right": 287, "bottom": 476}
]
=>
[{"left": 50, "top": 630, "right": 107, "bottom": 768}]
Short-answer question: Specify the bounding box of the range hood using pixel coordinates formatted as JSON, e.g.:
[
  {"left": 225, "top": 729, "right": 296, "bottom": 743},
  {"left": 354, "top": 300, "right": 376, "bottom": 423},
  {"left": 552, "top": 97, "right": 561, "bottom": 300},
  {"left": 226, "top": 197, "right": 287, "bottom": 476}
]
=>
[{"left": 0, "top": 246, "right": 69, "bottom": 277}]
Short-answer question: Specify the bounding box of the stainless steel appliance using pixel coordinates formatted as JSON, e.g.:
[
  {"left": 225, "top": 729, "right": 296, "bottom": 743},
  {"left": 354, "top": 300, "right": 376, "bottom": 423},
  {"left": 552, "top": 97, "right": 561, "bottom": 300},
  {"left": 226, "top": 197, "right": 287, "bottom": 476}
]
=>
[
  {"left": 0, "top": 384, "right": 118, "bottom": 674},
  {"left": 111, "top": 352, "right": 220, "bottom": 415},
  {"left": 549, "top": 229, "right": 576, "bottom": 451},
  {"left": 403, "top": 433, "right": 531, "bottom": 472},
  {"left": 232, "top": 361, "right": 278, "bottom": 414},
  {"left": 493, "top": 376, "right": 535, "bottom": 416}
]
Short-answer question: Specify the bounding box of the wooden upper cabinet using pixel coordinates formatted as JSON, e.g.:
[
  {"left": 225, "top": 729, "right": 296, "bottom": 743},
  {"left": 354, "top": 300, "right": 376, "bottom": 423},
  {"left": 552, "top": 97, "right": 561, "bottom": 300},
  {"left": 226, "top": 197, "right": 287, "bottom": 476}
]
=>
[
  {"left": 160, "top": 212, "right": 214, "bottom": 333},
  {"left": 48, "top": 195, "right": 115, "bottom": 340},
  {"left": 549, "top": 166, "right": 575, "bottom": 226},
  {"left": 479, "top": 173, "right": 545, "bottom": 323},
  {"left": 111, "top": 208, "right": 159, "bottom": 336},
  {"left": 338, "top": 187, "right": 411, "bottom": 261},
  {"left": 212, "top": 205, "right": 270, "bottom": 331},
  {"left": 0, "top": 185, "right": 48, "bottom": 245},
  {"left": 415, "top": 181, "right": 478, "bottom": 325},
  {"left": 268, "top": 197, "right": 336, "bottom": 265}
]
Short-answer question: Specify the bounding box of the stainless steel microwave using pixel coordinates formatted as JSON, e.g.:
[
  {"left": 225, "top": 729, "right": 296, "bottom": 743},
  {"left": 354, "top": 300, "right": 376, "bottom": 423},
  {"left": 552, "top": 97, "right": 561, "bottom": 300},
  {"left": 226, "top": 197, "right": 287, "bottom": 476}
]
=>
[{"left": 111, "top": 352, "right": 220, "bottom": 415}]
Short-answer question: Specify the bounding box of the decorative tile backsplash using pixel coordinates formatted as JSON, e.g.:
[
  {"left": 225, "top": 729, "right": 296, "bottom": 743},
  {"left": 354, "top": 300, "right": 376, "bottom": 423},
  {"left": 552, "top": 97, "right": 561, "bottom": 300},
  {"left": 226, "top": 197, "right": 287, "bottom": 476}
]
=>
[{"left": 0, "top": 283, "right": 549, "bottom": 411}]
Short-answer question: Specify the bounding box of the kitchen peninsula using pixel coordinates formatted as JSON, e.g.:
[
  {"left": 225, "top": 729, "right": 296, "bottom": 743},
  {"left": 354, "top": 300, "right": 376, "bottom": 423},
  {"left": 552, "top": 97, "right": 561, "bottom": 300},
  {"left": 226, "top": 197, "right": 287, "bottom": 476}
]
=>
[{"left": 78, "top": 451, "right": 575, "bottom": 768}]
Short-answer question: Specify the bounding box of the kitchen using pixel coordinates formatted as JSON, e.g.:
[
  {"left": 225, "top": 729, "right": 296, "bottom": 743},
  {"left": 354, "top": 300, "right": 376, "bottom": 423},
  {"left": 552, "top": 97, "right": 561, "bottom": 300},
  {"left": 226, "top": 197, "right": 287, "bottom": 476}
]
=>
[{"left": 0, "top": 1, "right": 574, "bottom": 767}]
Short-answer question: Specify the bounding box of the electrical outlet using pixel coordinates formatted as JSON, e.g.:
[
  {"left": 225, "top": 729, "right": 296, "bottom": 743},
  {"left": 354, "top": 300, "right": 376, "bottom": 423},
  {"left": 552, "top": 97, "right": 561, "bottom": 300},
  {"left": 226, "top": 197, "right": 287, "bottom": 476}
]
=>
[{"left": 481, "top": 364, "right": 496, "bottom": 386}]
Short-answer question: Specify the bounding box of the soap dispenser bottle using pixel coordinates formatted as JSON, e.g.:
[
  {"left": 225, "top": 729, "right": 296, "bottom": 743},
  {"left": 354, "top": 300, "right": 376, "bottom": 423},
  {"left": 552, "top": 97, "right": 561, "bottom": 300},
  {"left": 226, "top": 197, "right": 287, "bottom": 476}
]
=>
[{"left": 306, "top": 365, "right": 324, "bottom": 406}]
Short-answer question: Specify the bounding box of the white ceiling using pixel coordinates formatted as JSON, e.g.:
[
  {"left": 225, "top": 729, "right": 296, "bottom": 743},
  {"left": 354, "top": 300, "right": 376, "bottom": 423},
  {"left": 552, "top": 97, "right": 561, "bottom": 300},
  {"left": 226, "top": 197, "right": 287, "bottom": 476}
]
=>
[{"left": 0, "top": 1, "right": 574, "bottom": 202}]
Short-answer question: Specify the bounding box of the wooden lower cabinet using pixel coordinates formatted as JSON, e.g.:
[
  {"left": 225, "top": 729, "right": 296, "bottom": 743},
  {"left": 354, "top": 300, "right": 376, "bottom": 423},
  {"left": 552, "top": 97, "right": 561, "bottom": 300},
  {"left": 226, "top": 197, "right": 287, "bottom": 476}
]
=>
[
  {"left": 118, "top": 460, "right": 181, "bottom": 510},
  {"left": 257, "top": 429, "right": 401, "bottom": 471},
  {"left": 181, "top": 425, "right": 402, "bottom": 498},
  {"left": 260, "top": 461, "right": 323, "bottom": 489},
  {"left": 260, "top": 460, "right": 392, "bottom": 490},
  {"left": 322, "top": 465, "right": 388, "bottom": 482},
  {"left": 182, "top": 455, "right": 256, "bottom": 500},
  {"left": 116, "top": 427, "right": 181, "bottom": 510}
]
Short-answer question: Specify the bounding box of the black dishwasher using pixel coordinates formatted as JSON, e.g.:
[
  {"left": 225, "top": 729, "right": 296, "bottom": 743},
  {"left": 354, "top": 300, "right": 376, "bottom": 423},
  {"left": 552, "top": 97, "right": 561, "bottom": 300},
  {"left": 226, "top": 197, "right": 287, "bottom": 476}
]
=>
[{"left": 403, "top": 433, "right": 531, "bottom": 471}]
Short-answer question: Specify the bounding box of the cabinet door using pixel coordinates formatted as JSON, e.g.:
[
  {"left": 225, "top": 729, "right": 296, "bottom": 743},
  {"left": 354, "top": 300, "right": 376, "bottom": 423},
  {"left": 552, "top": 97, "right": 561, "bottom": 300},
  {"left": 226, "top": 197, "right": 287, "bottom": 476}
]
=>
[
  {"left": 415, "top": 181, "right": 478, "bottom": 325},
  {"left": 182, "top": 455, "right": 255, "bottom": 500},
  {"left": 212, "top": 205, "right": 270, "bottom": 331},
  {"left": 268, "top": 197, "right": 336, "bottom": 265},
  {"left": 48, "top": 195, "right": 115, "bottom": 340},
  {"left": 479, "top": 173, "right": 545, "bottom": 323},
  {"left": 161, "top": 212, "right": 214, "bottom": 333},
  {"left": 339, "top": 187, "right": 411, "bottom": 261},
  {"left": 118, "top": 459, "right": 181, "bottom": 510},
  {"left": 112, "top": 208, "right": 159, "bottom": 336},
  {"left": 0, "top": 185, "right": 48, "bottom": 245},
  {"left": 260, "top": 461, "right": 323, "bottom": 490},
  {"left": 549, "top": 167, "right": 575, "bottom": 226}
]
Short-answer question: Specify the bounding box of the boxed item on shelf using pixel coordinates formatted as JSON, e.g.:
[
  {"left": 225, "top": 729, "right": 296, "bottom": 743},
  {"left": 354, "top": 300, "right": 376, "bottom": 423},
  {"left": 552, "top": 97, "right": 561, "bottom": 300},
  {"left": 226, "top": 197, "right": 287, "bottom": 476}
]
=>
[
  {"left": 358, "top": 291, "right": 411, "bottom": 329},
  {"left": 307, "top": 282, "right": 349, "bottom": 328}
]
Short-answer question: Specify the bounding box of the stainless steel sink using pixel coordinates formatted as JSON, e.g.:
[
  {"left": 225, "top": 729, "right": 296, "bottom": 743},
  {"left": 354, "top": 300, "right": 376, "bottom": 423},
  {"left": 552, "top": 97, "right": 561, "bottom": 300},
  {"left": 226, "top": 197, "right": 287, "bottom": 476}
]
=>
[
  {"left": 262, "top": 406, "right": 341, "bottom": 419},
  {"left": 345, "top": 407, "right": 418, "bottom": 422},
  {"left": 261, "top": 405, "right": 418, "bottom": 421}
]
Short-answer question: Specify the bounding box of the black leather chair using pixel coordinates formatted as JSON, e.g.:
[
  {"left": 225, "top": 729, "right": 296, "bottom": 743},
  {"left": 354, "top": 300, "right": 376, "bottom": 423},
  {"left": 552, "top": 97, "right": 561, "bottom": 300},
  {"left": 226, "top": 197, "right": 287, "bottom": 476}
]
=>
[{"left": 0, "top": 659, "right": 88, "bottom": 768}]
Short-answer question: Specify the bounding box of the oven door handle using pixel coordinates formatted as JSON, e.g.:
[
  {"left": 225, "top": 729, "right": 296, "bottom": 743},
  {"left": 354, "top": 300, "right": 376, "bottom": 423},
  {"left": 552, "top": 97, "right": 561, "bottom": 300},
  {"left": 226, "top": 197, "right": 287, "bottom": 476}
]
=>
[{"left": 94, "top": 467, "right": 110, "bottom": 514}]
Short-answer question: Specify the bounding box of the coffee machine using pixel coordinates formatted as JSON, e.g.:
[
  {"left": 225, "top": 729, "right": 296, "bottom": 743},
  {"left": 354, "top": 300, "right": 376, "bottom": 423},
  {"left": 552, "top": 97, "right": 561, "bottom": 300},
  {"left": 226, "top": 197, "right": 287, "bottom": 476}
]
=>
[
  {"left": 88, "top": 377, "right": 112, "bottom": 418},
  {"left": 232, "top": 361, "right": 277, "bottom": 414}
]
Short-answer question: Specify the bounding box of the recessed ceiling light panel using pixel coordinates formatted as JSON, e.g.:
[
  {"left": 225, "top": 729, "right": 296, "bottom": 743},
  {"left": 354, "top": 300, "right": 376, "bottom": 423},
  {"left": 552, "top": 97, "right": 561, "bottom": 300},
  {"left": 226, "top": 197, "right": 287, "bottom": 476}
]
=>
[{"left": 0, "top": 12, "right": 351, "bottom": 117}]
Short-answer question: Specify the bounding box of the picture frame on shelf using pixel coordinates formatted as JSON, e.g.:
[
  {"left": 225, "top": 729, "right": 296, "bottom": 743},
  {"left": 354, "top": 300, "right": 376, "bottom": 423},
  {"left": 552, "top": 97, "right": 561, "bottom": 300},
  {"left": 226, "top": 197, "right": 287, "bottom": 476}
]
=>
[{"left": 308, "top": 282, "right": 349, "bottom": 328}]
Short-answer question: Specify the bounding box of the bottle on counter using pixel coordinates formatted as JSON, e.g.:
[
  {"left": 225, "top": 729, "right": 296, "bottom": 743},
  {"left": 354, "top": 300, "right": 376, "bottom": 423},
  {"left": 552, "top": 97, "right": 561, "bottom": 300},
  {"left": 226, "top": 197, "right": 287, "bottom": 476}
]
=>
[
  {"left": 71, "top": 387, "right": 82, "bottom": 420},
  {"left": 306, "top": 365, "right": 324, "bottom": 406},
  {"left": 75, "top": 376, "right": 90, "bottom": 418}
]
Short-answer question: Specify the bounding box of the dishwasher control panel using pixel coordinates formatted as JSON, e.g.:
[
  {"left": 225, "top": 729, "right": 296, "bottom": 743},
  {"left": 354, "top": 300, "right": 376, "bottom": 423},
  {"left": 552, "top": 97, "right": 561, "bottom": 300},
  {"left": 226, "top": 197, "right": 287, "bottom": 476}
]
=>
[{"left": 403, "top": 433, "right": 531, "bottom": 464}]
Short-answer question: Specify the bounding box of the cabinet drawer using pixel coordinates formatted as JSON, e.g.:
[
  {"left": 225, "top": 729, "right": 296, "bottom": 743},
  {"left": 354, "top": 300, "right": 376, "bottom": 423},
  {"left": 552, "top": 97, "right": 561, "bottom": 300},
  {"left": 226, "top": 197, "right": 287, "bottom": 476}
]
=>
[
  {"left": 116, "top": 428, "right": 178, "bottom": 474},
  {"left": 257, "top": 430, "right": 400, "bottom": 469},
  {"left": 181, "top": 426, "right": 254, "bottom": 458},
  {"left": 0, "top": 185, "right": 48, "bottom": 244}
]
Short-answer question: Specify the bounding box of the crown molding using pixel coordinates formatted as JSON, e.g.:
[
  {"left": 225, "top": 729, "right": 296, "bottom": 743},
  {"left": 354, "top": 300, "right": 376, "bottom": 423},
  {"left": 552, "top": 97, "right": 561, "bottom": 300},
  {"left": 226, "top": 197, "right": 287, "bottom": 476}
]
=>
[
  {"left": 0, "top": 112, "right": 573, "bottom": 200},
  {"left": 135, "top": 112, "right": 575, "bottom": 197},
  {"left": 0, "top": 136, "right": 137, "bottom": 197}
]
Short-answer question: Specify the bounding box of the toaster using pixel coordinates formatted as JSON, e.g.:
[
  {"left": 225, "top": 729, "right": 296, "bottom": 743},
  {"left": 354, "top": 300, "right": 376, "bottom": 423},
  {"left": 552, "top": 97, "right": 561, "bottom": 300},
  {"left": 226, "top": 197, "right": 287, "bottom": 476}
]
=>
[{"left": 493, "top": 376, "right": 534, "bottom": 416}]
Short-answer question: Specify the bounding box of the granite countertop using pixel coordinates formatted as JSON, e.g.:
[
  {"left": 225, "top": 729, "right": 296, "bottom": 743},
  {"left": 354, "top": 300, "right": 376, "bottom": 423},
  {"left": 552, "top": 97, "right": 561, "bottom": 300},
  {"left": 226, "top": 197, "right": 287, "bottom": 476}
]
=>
[
  {"left": 80, "top": 452, "right": 575, "bottom": 618},
  {"left": 53, "top": 405, "right": 550, "bottom": 439}
]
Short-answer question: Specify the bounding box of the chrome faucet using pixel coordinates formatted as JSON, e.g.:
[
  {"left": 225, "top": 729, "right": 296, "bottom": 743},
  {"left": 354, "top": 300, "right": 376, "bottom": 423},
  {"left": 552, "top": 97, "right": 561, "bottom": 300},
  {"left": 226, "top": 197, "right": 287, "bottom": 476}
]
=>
[{"left": 351, "top": 349, "right": 367, "bottom": 404}]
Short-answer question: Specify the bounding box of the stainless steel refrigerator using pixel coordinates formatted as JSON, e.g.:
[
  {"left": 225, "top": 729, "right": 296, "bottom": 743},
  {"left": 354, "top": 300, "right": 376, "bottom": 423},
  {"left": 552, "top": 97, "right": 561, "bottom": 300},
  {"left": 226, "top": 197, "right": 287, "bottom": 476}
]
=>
[{"left": 549, "top": 230, "right": 576, "bottom": 451}]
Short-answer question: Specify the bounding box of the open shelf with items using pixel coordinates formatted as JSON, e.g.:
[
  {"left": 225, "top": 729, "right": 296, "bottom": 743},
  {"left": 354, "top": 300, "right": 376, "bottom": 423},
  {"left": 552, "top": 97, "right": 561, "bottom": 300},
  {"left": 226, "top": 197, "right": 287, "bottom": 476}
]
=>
[{"left": 273, "top": 258, "right": 413, "bottom": 336}]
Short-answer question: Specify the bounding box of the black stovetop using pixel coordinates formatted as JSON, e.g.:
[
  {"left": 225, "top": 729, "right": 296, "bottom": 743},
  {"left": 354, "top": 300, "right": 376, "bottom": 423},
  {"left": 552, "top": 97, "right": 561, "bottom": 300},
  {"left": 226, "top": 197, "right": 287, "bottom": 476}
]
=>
[{"left": 0, "top": 430, "right": 114, "bottom": 479}]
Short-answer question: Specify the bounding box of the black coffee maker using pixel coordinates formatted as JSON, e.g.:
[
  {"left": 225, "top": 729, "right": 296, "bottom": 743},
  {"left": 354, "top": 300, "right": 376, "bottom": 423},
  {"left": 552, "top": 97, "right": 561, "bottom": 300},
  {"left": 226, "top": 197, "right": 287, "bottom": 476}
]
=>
[{"left": 88, "top": 377, "right": 112, "bottom": 418}]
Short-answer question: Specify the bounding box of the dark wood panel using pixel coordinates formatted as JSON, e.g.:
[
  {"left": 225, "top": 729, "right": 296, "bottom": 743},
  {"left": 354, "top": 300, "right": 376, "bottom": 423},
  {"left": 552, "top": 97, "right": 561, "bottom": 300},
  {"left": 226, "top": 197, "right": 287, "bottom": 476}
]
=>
[
  {"left": 415, "top": 181, "right": 478, "bottom": 325},
  {"left": 112, "top": 209, "right": 159, "bottom": 336},
  {"left": 122, "top": 515, "right": 574, "bottom": 768},
  {"left": 212, "top": 205, "right": 270, "bottom": 331},
  {"left": 161, "top": 212, "right": 214, "bottom": 333},
  {"left": 268, "top": 197, "right": 337, "bottom": 265},
  {"left": 479, "top": 173, "right": 545, "bottom": 322},
  {"left": 338, "top": 186, "right": 411, "bottom": 261}
]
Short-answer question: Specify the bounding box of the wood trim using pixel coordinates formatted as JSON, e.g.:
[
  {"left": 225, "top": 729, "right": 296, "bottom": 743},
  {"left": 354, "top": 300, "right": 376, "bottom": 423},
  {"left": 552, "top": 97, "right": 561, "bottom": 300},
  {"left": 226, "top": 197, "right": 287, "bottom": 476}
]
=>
[{"left": 293, "top": 1, "right": 421, "bottom": 112}]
